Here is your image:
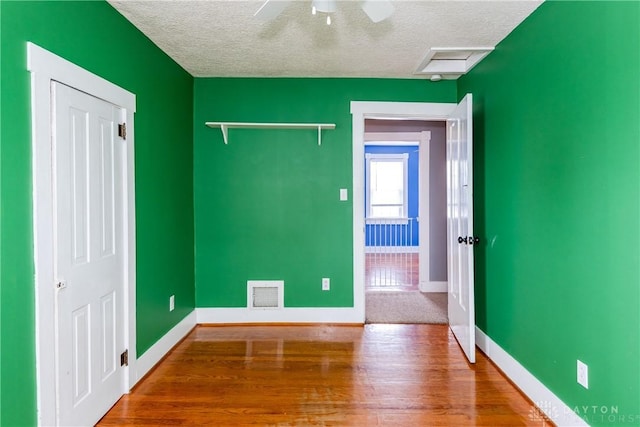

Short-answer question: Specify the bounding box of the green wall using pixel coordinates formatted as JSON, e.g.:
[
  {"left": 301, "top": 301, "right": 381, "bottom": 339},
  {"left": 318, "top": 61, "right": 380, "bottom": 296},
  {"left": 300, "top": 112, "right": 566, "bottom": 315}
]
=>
[
  {"left": 0, "top": 2, "right": 195, "bottom": 425},
  {"left": 194, "top": 78, "right": 455, "bottom": 307},
  {"left": 458, "top": 1, "right": 640, "bottom": 423}
]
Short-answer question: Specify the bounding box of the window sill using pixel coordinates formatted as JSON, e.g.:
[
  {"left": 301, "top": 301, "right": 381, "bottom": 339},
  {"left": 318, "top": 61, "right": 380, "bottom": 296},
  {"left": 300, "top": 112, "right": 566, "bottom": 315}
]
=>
[{"left": 365, "top": 217, "right": 410, "bottom": 225}]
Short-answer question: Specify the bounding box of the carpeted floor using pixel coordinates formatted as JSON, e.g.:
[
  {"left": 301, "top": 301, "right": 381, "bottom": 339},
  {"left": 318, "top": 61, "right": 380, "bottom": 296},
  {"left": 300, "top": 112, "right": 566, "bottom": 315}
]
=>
[{"left": 365, "top": 291, "right": 448, "bottom": 324}]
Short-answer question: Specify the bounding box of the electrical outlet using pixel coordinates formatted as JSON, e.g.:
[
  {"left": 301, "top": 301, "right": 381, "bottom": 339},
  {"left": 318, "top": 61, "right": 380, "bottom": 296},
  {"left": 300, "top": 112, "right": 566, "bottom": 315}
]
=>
[
  {"left": 169, "top": 295, "right": 175, "bottom": 312},
  {"left": 322, "top": 278, "right": 330, "bottom": 291},
  {"left": 577, "top": 360, "right": 589, "bottom": 389}
]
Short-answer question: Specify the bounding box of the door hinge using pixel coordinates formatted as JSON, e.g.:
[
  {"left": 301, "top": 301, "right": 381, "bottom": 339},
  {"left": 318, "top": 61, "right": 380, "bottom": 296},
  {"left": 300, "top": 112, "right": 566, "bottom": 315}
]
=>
[
  {"left": 118, "top": 123, "right": 127, "bottom": 140},
  {"left": 120, "top": 349, "right": 129, "bottom": 367}
]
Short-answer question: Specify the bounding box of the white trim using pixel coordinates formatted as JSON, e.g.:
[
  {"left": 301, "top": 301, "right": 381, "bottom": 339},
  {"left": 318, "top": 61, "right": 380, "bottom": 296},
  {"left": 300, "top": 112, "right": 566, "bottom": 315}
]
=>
[
  {"left": 135, "top": 312, "right": 197, "bottom": 384},
  {"left": 365, "top": 153, "right": 409, "bottom": 160},
  {"left": 418, "top": 131, "right": 431, "bottom": 287},
  {"left": 419, "top": 281, "right": 447, "bottom": 293},
  {"left": 364, "top": 140, "right": 420, "bottom": 147},
  {"left": 351, "top": 101, "right": 456, "bottom": 323},
  {"left": 475, "top": 327, "right": 588, "bottom": 427},
  {"left": 28, "top": 42, "right": 137, "bottom": 427},
  {"left": 365, "top": 218, "right": 409, "bottom": 225},
  {"left": 351, "top": 101, "right": 456, "bottom": 120},
  {"left": 196, "top": 307, "right": 362, "bottom": 324}
]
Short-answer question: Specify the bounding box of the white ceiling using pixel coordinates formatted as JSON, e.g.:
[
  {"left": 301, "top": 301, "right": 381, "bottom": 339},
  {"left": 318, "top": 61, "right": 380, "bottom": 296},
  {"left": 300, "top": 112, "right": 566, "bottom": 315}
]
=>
[{"left": 108, "top": 0, "right": 542, "bottom": 79}]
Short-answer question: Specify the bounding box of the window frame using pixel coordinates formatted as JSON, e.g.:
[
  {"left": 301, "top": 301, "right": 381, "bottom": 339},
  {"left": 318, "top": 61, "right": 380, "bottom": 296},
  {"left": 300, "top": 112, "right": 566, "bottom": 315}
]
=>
[{"left": 365, "top": 153, "right": 409, "bottom": 223}]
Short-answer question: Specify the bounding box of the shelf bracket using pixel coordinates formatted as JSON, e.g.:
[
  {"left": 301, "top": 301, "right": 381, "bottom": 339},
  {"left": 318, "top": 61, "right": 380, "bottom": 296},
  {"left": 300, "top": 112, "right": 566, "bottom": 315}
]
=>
[
  {"left": 318, "top": 126, "right": 322, "bottom": 146},
  {"left": 220, "top": 124, "right": 228, "bottom": 144}
]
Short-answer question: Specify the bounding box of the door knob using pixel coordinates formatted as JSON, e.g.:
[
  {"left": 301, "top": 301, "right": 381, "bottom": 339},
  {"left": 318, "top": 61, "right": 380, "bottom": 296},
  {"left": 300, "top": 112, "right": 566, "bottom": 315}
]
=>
[{"left": 458, "top": 236, "right": 479, "bottom": 245}]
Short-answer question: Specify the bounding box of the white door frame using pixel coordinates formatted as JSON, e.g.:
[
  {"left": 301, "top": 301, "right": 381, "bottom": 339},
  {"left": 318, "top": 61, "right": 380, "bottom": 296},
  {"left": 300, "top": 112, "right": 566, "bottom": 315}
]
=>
[
  {"left": 27, "top": 42, "right": 137, "bottom": 426},
  {"left": 417, "top": 131, "right": 433, "bottom": 290},
  {"left": 351, "top": 101, "right": 456, "bottom": 322}
]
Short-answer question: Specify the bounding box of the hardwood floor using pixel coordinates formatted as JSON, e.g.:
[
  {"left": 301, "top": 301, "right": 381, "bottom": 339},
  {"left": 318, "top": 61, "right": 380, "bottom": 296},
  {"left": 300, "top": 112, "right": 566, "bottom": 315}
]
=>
[{"left": 98, "top": 325, "right": 550, "bottom": 426}]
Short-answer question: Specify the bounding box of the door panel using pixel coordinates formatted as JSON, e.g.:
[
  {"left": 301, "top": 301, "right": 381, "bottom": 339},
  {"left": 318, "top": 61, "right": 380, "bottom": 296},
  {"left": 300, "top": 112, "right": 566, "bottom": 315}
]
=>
[
  {"left": 99, "top": 117, "right": 116, "bottom": 258},
  {"left": 71, "top": 305, "right": 91, "bottom": 405},
  {"left": 447, "top": 94, "right": 476, "bottom": 363},
  {"left": 70, "top": 107, "right": 90, "bottom": 265},
  {"left": 54, "top": 82, "right": 125, "bottom": 426},
  {"left": 101, "top": 291, "right": 117, "bottom": 380}
]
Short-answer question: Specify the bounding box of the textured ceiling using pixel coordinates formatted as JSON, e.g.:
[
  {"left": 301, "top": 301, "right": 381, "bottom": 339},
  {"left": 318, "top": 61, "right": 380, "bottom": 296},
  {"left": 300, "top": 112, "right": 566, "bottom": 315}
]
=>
[{"left": 108, "top": 0, "right": 542, "bottom": 78}]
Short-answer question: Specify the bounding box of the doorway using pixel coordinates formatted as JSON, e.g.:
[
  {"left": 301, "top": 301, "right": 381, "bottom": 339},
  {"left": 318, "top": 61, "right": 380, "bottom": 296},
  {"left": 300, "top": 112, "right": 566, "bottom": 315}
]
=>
[
  {"left": 351, "top": 101, "right": 457, "bottom": 324},
  {"left": 362, "top": 119, "right": 448, "bottom": 324},
  {"left": 351, "top": 98, "right": 477, "bottom": 362},
  {"left": 363, "top": 119, "right": 447, "bottom": 293}
]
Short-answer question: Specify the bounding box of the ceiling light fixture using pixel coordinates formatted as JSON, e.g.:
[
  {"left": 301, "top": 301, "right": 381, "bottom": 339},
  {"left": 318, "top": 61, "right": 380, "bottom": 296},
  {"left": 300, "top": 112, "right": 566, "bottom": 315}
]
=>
[
  {"left": 256, "top": 0, "right": 394, "bottom": 24},
  {"left": 311, "top": 1, "right": 333, "bottom": 25},
  {"left": 312, "top": 0, "right": 336, "bottom": 14}
]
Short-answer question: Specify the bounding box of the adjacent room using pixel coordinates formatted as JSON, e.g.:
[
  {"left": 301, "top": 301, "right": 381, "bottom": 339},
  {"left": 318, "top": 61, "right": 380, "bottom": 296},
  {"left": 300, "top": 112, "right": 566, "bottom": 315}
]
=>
[{"left": 1, "top": 1, "right": 638, "bottom": 426}]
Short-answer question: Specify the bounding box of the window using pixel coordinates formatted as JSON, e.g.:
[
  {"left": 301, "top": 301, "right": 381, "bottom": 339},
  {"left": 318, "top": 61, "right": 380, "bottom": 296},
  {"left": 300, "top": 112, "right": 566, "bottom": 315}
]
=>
[{"left": 365, "top": 153, "right": 408, "bottom": 220}]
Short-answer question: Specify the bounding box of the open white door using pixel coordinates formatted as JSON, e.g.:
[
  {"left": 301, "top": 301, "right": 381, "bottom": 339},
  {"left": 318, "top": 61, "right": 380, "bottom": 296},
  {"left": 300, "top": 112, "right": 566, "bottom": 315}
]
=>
[{"left": 446, "top": 94, "right": 476, "bottom": 363}]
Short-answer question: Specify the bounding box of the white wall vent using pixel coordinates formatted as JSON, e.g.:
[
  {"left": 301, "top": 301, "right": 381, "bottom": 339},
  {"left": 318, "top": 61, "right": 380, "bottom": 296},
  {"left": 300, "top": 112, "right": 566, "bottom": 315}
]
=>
[{"left": 248, "top": 280, "right": 284, "bottom": 309}]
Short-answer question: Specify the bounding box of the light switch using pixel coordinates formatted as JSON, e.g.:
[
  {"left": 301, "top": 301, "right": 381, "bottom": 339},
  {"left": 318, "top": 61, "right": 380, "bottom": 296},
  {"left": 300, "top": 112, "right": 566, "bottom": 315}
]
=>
[{"left": 340, "top": 188, "right": 348, "bottom": 201}]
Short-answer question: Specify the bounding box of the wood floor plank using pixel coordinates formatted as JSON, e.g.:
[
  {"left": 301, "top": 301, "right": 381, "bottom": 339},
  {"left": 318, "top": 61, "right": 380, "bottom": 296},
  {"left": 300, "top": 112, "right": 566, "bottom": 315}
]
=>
[{"left": 98, "top": 324, "right": 552, "bottom": 426}]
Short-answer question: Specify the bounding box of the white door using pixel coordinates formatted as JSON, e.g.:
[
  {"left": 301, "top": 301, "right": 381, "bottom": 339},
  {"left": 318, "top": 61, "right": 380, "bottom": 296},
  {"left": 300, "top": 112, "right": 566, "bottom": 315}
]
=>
[
  {"left": 446, "top": 94, "right": 476, "bottom": 363},
  {"left": 53, "top": 82, "right": 126, "bottom": 426}
]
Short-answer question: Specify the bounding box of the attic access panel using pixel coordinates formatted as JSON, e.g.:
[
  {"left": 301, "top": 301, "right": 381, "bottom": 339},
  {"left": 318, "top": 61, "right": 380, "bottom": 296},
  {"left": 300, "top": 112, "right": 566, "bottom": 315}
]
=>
[{"left": 415, "top": 47, "right": 494, "bottom": 80}]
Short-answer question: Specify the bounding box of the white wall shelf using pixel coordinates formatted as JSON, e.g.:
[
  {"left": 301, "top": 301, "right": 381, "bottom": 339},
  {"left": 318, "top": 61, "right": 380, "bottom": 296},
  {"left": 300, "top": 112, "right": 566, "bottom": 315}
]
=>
[{"left": 205, "top": 122, "right": 336, "bottom": 145}]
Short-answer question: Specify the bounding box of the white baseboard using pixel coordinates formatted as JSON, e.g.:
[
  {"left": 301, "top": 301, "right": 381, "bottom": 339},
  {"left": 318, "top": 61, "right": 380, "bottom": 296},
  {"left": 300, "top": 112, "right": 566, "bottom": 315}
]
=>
[
  {"left": 419, "top": 281, "right": 447, "bottom": 292},
  {"left": 475, "top": 327, "right": 588, "bottom": 427},
  {"left": 197, "top": 307, "right": 363, "bottom": 324},
  {"left": 135, "top": 311, "right": 197, "bottom": 384}
]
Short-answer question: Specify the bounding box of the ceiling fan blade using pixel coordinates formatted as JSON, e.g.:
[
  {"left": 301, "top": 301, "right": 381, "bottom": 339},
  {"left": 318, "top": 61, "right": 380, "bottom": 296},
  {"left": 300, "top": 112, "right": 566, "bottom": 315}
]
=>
[
  {"left": 361, "top": 0, "right": 394, "bottom": 23},
  {"left": 254, "top": 0, "right": 291, "bottom": 21}
]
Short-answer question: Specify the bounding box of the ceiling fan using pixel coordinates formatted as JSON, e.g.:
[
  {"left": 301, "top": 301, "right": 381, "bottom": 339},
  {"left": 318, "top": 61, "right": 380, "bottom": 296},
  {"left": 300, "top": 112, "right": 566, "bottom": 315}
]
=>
[{"left": 254, "top": 0, "right": 395, "bottom": 25}]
